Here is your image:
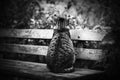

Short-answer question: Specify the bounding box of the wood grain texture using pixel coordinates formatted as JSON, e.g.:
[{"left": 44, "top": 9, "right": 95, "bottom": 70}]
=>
[
  {"left": 70, "top": 29, "right": 106, "bottom": 41},
  {"left": 0, "top": 29, "right": 54, "bottom": 39},
  {"left": 0, "top": 44, "right": 103, "bottom": 60},
  {"left": 0, "top": 29, "right": 106, "bottom": 41},
  {"left": 75, "top": 48, "right": 103, "bottom": 60},
  {"left": 0, "top": 44, "right": 48, "bottom": 56},
  {"left": 0, "top": 59, "right": 103, "bottom": 79}
]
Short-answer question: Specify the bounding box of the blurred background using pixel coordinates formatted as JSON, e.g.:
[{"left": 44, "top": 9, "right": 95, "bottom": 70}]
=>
[{"left": 0, "top": 0, "right": 120, "bottom": 79}]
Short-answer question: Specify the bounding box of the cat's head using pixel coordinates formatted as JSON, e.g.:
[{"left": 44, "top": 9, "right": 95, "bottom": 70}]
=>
[{"left": 56, "top": 17, "right": 69, "bottom": 30}]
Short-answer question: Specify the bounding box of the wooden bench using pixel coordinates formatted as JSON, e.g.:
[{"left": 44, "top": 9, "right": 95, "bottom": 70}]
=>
[{"left": 0, "top": 29, "right": 107, "bottom": 80}]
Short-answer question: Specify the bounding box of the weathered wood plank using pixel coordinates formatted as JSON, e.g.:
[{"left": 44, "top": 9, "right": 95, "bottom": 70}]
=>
[
  {"left": 70, "top": 29, "right": 106, "bottom": 41},
  {"left": 75, "top": 48, "right": 103, "bottom": 60},
  {"left": 0, "top": 59, "right": 103, "bottom": 79},
  {"left": 0, "top": 44, "right": 48, "bottom": 56},
  {"left": 0, "top": 29, "right": 106, "bottom": 41},
  {"left": 0, "top": 44, "right": 103, "bottom": 60},
  {"left": 0, "top": 29, "right": 54, "bottom": 39}
]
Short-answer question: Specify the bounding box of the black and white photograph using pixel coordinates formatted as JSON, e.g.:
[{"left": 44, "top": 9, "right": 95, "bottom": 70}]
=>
[{"left": 0, "top": 0, "right": 120, "bottom": 80}]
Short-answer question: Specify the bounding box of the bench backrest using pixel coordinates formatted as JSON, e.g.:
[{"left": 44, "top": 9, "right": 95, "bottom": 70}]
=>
[{"left": 0, "top": 29, "right": 106, "bottom": 61}]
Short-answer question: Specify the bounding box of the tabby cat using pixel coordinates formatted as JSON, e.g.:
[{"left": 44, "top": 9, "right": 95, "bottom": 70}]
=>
[{"left": 46, "top": 17, "right": 76, "bottom": 73}]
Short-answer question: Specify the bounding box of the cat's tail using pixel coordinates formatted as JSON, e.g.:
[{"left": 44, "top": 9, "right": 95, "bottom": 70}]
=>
[
  {"left": 47, "top": 65, "right": 75, "bottom": 73},
  {"left": 63, "top": 66, "right": 75, "bottom": 73}
]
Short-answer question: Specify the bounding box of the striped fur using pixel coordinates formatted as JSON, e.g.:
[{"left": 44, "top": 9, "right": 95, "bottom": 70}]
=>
[{"left": 46, "top": 18, "right": 76, "bottom": 73}]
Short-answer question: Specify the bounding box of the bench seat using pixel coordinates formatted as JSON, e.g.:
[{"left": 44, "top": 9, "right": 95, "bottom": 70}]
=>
[{"left": 0, "top": 59, "right": 103, "bottom": 80}]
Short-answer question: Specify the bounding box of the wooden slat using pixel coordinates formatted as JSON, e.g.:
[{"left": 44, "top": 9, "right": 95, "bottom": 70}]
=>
[
  {"left": 0, "top": 29, "right": 106, "bottom": 41},
  {"left": 0, "top": 29, "right": 53, "bottom": 39},
  {"left": 0, "top": 44, "right": 48, "bottom": 56},
  {"left": 0, "top": 44, "right": 103, "bottom": 60},
  {"left": 70, "top": 29, "right": 106, "bottom": 41},
  {"left": 0, "top": 59, "right": 103, "bottom": 79},
  {"left": 75, "top": 48, "right": 103, "bottom": 60}
]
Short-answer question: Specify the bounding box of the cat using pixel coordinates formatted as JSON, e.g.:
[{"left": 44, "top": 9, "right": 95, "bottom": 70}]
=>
[{"left": 46, "top": 17, "right": 76, "bottom": 73}]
